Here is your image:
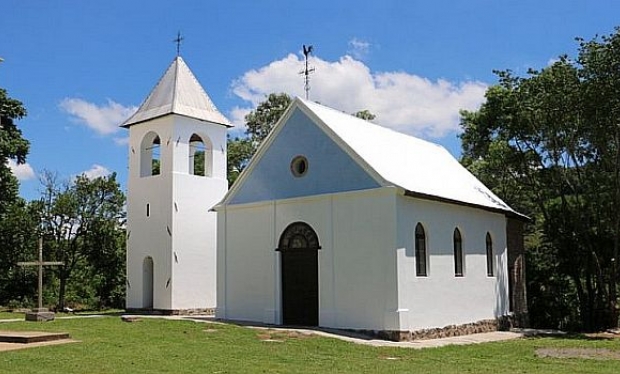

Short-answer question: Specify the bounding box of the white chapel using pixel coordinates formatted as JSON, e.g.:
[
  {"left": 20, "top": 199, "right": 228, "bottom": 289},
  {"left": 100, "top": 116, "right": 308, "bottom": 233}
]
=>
[
  {"left": 123, "top": 56, "right": 527, "bottom": 339},
  {"left": 215, "top": 98, "right": 528, "bottom": 340}
]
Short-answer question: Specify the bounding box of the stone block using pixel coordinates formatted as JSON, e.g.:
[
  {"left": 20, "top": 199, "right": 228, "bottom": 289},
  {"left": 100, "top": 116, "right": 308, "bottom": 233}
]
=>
[{"left": 25, "top": 309, "right": 55, "bottom": 322}]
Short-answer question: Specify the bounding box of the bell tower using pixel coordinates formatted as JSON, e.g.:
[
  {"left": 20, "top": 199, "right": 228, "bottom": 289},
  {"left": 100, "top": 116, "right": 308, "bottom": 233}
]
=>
[{"left": 122, "top": 56, "right": 229, "bottom": 312}]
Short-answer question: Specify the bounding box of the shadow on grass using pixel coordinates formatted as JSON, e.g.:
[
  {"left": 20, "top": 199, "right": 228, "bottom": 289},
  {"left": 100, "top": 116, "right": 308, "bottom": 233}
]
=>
[
  {"left": 185, "top": 317, "right": 380, "bottom": 341},
  {"left": 516, "top": 328, "right": 620, "bottom": 341}
]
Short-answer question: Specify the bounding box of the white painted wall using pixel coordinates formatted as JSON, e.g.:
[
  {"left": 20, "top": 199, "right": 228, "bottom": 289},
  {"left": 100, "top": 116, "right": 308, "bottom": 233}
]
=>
[
  {"left": 395, "top": 196, "right": 510, "bottom": 331},
  {"left": 126, "top": 114, "right": 227, "bottom": 311},
  {"left": 126, "top": 116, "right": 174, "bottom": 310},
  {"left": 217, "top": 201, "right": 276, "bottom": 322},
  {"left": 217, "top": 186, "right": 510, "bottom": 332},
  {"left": 216, "top": 187, "right": 399, "bottom": 331}
]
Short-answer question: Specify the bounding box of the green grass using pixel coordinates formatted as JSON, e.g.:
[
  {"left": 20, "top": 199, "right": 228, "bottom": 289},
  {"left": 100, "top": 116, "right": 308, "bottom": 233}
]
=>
[
  {"left": 0, "top": 317, "right": 618, "bottom": 373},
  {"left": 0, "top": 312, "right": 23, "bottom": 320}
]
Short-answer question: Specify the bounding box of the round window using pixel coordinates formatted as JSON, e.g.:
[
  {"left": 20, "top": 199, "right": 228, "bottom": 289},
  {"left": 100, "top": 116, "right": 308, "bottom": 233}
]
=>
[{"left": 290, "top": 156, "right": 308, "bottom": 177}]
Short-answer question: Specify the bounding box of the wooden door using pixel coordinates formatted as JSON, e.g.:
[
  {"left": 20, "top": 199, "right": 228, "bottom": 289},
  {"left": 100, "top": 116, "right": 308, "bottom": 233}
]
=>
[{"left": 279, "top": 222, "right": 320, "bottom": 326}]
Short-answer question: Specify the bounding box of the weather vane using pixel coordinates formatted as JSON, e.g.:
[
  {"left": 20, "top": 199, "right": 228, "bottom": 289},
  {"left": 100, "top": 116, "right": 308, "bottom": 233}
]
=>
[
  {"left": 173, "top": 31, "right": 184, "bottom": 56},
  {"left": 300, "top": 45, "right": 315, "bottom": 100}
]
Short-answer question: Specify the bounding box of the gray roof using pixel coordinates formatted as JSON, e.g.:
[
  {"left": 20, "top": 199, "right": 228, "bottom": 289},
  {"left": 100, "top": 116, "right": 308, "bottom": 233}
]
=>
[{"left": 121, "top": 56, "right": 231, "bottom": 127}]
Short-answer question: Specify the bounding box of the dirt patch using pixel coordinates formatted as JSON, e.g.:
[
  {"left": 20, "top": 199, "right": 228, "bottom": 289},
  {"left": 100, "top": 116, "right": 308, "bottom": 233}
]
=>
[
  {"left": 536, "top": 348, "right": 620, "bottom": 360},
  {"left": 584, "top": 329, "right": 620, "bottom": 340},
  {"left": 0, "top": 339, "right": 78, "bottom": 352},
  {"left": 256, "top": 329, "right": 314, "bottom": 342}
]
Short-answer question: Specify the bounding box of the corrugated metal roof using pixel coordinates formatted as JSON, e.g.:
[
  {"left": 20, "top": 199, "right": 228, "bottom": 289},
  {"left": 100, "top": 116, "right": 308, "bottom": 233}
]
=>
[
  {"left": 121, "top": 56, "right": 231, "bottom": 127},
  {"left": 296, "top": 98, "right": 520, "bottom": 216}
]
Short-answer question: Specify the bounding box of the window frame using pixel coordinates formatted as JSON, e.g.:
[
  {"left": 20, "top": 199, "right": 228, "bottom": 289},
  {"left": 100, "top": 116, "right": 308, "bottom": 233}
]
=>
[
  {"left": 414, "top": 223, "right": 428, "bottom": 277},
  {"left": 453, "top": 228, "right": 464, "bottom": 277},
  {"left": 486, "top": 232, "right": 494, "bottom": 277}
]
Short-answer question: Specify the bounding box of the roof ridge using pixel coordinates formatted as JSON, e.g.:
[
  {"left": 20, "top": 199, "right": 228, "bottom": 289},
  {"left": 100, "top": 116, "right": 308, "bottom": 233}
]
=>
[
  {"left": 297, "top": 97, "right": 446, "bottom": 151},
  {"left": 170, "top": 56, "right": 180, "bottom": 114}
]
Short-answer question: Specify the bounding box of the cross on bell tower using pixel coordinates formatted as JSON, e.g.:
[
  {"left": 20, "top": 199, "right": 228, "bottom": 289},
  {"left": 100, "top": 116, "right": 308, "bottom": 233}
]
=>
[{"left": 173, "top": 31, "right": 184, "bottom": 56}]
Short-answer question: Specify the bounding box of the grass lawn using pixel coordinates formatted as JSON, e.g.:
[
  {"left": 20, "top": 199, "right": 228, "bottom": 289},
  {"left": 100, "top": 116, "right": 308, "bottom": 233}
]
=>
[
  {"left": 0, "top": 317, "right": 618, "bottom": 373},
  {"left": 0, "top": 312, "right": 22, "bottom": 320}
]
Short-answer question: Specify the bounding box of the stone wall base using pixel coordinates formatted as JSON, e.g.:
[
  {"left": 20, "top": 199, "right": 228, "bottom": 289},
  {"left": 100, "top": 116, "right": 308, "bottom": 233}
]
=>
[
  {"left": 125, "top": 308, "right": 215, "bottom": 316},
  {"left": 351, "top": 315, "right": 514, "bottom": 342}
]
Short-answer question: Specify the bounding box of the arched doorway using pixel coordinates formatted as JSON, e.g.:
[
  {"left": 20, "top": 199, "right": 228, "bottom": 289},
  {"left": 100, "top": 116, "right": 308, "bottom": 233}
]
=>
[
  {"left": 143, "top": 257, "right": 154, "bottom": 309},
  {"left": 277, "top": 222, "right": 320, "bottom": 326}
]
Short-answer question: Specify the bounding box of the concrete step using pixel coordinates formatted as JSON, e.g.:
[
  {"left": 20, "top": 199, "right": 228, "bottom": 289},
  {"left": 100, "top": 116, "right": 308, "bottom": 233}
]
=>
[{"left": 0, "top": 331, "right": 70, "bottom": 344}]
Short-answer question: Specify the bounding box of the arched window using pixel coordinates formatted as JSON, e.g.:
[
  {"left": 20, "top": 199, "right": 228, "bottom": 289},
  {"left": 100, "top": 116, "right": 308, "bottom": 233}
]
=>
[
  {"left": 486, "top": 232, "right": 494, "bottom": 276},
  {"left": 415, "top": 223, "right": 427, "bottom": 276},
  {"left": 140, "top": 132, "right": 161, "bottom": 177},
  {"left": 453, "top": 228, "right": 463, "bottom": 277},
  {"left": 189, "top": 134, "right": 212, "bottom": 177}
]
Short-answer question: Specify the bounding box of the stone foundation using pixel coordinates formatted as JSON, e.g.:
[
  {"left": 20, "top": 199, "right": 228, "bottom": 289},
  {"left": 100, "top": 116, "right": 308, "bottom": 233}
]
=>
[
  {"left": 352, "top": 316, "right": 513, "bottom": 342},
  {"left": 125, "top": 308, "right": 215, "bottom": 316}
]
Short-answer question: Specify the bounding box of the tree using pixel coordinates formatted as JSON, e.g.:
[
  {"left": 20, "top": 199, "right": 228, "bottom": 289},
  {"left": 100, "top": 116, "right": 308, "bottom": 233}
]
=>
[
  {"left": 0, "top": 88, "right": 33, "bottom": 308},
  {"left": 226, "top": 136, "right": 254, "bottom": 186},
  {"left": 0, "top": 89, "right": 29, "bottom": 214},
  {"left": 354, "top": 110, "right": 376, "bottom": 121},
  {"left": 460, "top": 28, "right": 620, "bottom": 330},
  {"left": 39, "top": 171, "right": 126, "bottom": 309},
  {"left": 245, "top": 93, "right": 292, "bottom": 145},
  {"left": 0, "top": 199, "right": 41, "bottom": 307}
]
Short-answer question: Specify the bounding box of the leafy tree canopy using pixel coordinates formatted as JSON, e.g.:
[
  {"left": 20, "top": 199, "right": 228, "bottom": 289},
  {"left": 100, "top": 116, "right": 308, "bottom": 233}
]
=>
[
  {"left": 354, "top": 109, "right": 376, "bottom": 121},
  {"left": 0, "top": 89, "right": 30, "bottom": 213},
  {"left": 39, "top": 171, "right": 126, "bottom": 309},
  {"left": 460, "top": 27, "right": 620, "bottom": 331}
]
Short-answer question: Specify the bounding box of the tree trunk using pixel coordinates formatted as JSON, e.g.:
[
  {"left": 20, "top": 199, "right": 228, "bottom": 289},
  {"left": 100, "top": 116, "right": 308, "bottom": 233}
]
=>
[
  {"left": 612, "top": 124, "right": 620, "bottom": 327},
  {"left": 585, "top": 268, "right": 597, "bottom": 331}
]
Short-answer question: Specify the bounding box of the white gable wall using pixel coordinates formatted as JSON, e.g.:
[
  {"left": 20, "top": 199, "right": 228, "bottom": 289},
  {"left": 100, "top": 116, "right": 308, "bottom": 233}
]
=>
[
  {"left": 395, "top": 196, "right": 510, "bottom": 330},
  {"left": 229, "top": 108, "right": 380, "bottom": 205},
  {"left": 217, "top": 187, "right": 400, "bottom": 331}
]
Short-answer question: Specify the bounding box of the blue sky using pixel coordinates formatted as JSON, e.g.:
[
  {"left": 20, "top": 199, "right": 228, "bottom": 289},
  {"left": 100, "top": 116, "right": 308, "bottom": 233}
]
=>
[{"left": 2, "top": 0, "right": 619, "bottom": 201}]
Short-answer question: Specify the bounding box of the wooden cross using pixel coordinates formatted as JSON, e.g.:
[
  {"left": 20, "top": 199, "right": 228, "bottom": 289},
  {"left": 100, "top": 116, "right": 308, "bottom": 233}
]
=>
[{"left": 17, "top": 237, "right": 63, "bottom": 311}]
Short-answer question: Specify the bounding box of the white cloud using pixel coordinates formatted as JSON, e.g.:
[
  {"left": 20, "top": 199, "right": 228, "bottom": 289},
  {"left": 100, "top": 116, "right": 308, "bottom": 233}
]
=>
[
  {"left": 348, "top": 38, "right": 371, "bottom": 60},
  {"left": 113, "top": 136, "right": 129, "bottom": 146},
  {"left": 230, "top": 54, "right": 487, "bottom": 138},
  {"left": 81, "top": 164, "right": 112, "bottom": 180},
  {"left": 229, "top": 106, "right": 252, "bottom": 129},
  {"left": 6, "top": 159, "right": 36, "bottom": 181},
  {"left": 59, "top": 98, "right": 137, "bottom": 136}
]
